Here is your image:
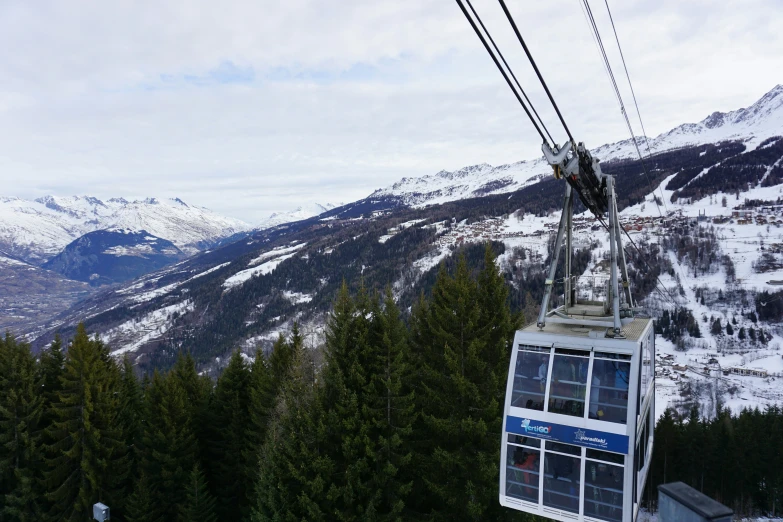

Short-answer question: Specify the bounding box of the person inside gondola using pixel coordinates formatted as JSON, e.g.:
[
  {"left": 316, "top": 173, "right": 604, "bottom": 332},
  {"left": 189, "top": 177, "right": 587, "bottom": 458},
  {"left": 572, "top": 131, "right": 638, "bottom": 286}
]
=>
[
  {"left": 589, "top": 373, "right": 602, "bottom": 419},
  {"left": 537, "top": 357, "right": 548, "bottom": 392},
  {"left": 513, "top": 448, "right": 539, "bottom": 498},
  {"left": 614, "top": 363, "right": 629, "bottom": 400}
]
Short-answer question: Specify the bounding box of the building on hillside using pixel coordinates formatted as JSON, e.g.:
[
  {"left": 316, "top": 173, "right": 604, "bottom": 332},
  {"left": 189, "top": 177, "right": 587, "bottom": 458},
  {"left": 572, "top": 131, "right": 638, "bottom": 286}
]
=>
[{"left": 727, "top": 367, "right": 768, "bottom": 378}]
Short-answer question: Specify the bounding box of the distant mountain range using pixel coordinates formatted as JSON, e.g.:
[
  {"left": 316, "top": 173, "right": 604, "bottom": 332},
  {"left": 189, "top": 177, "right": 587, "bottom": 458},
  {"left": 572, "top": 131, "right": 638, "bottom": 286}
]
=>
[{"left": 0, "top": 196, "right": 250, "bottom": 265}]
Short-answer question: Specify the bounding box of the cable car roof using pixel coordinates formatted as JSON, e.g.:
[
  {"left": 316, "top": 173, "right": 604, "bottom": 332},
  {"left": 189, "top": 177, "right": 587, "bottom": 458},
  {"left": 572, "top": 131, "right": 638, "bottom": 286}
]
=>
[{"left": 520, "top": 316, "right": 653, "bottom": 343}]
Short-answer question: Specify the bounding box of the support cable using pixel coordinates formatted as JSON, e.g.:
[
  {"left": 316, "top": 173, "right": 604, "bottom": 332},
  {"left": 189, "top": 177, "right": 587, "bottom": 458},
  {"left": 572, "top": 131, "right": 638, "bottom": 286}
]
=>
[
  {"left": 581, "top": 0, "right": 694, "bottom": 298},
  {"left": 602, "top": 0, "right": 669, "bottom": 214},
  {"left": 580, "top": 0, "right": 665, "bottom": 219},
  {"left": 455, "top": 0, "right": 548, "bottom": 143},
  {"left": 463, "top": 0, "right": 555, "bottom": 146},
  {"left": 496, "top": 0, "right": 575, "bottom": 144}
]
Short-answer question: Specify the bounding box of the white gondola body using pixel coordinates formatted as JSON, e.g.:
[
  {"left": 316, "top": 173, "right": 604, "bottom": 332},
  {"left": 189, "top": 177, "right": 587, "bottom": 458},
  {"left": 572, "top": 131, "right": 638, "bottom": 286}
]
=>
[{"left": 500, "top": 318, "right": 655, "bottom": 522}]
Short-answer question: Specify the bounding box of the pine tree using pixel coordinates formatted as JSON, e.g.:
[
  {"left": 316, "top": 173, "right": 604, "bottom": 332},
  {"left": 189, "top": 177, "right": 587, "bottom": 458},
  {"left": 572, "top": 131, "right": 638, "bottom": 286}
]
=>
[
  {"left": 304, "top": 281, "right": 369, "bottom": 519},
  {"left": 139, "top": 369, "right": 199, "bottom": 521},
  {"left": 0, "top": 333, "right": 45, "bottom": 521},
  {"left": 711, "top": 318, "right": 723, "bottom": 335},
  {"left": 244, "top": 331, "right": 298, "bottom": 509},
  {"left": 252, "top": 328, "right": 330, "bottom": 522},
  {"left": 42, "top": 324, "right": 126, "bottom": 522},
  {"left": 36, "top": 335, "right": 65, "bottom": 519},
  {"left": 170, "top": 352, "right": 212, "bottom": 456},
  {"left": 39, "top": 335, "right": 65, "bottom": 413},
  {"left": 124, "top": 471, "right": 154, "bottom": 522},
  {"left": 208, "top": 349, "right": 251, "bottom": 520},
  {"left": 179, "top": 463, "right": 218, "bottom": 522},
  {"left": 116, "top": 357, "right": 143, "bottom": 496},
  {"left": 364, "top": 288, "right": 416, "bottom": 520},
  {"left": 409, "top": 252, "right": 518, "bottom": 521}
]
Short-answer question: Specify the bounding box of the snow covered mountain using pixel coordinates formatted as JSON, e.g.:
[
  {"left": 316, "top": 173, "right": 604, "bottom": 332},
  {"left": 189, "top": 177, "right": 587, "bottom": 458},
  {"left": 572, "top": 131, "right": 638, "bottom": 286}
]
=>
[
  {"left": 256, "top": 203, "right": 339, "bottom": 230},
  {"left": 372, "top": 85, "right": 783, "bottom": 208},
  {"left": 0, "top": 196, "right": 250, "bottom": 265}
]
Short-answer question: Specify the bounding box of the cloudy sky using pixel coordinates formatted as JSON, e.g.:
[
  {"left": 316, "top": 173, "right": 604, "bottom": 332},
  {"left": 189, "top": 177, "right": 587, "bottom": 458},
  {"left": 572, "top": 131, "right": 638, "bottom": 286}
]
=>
[{"left": 1, "top": 0, "right": 780, "bottom": 223}]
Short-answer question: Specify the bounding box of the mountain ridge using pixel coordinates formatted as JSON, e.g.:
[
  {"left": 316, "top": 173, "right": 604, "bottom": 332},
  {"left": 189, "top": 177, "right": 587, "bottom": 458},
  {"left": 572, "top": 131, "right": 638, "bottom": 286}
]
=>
[{"left": 371, "top": 85, "right": 783, "bottom": 208}]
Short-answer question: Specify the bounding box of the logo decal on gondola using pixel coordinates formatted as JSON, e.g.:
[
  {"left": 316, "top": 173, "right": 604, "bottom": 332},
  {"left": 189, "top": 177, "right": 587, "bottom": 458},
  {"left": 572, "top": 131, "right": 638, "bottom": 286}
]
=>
[
  {"left": 574, "top": 429, "right": 608, "bottom": 448},
  {"left": 520, "top": 418, "right": 551, "bottom": 434},
  {"left": 506, "top": 415, "right": 629, "bottom": 453}
]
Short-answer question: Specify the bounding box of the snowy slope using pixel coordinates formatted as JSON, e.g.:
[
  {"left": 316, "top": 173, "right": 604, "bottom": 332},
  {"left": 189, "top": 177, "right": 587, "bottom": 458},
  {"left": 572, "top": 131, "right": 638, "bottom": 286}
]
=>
[
  {"left": 0, "top": 195, "right": 249, "bottom": 264},
  {"left": 256, "top": 202, "right": 338, "bottom": 230},
  {"left": 373, "top": 85, "right": 783, "bottom": 208},
  {"left": 369, "top": 161, "right": 549, "bottom": 208}
]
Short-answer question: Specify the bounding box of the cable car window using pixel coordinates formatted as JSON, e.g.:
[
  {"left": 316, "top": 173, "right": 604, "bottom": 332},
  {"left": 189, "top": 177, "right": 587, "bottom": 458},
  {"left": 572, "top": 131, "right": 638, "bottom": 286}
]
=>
[
  {"left": 547, "top": 353, "right": 588, "bottom": 417},
  {"left": 584, "top": 458, "right": 624, "bottom": 522},
  {"left": 506, "top": 444, "right": 541, "bottom": 503},
  {"left": 586, "top": 449, "right": 624, "bottom": 465},
  {"left": 545, "top": 440, "right": 581, "bottom": 456},
  {"left": 588, "top": 359, "right": 630, "bottom": 424},
  {"left": 543, "top": 449, "right": 581, "bottom": 513},
  {"left": 636, "top": 417, "right": 648, "bottom": 476},
  {"left": 640, "top": 341, "right": 652, "bottom": 400},
  {"left": 511, "top": 347, "right": 550, "bottom": 411},
  {"left": 507, "top": 434, "right": 541, "bottom": 448}
]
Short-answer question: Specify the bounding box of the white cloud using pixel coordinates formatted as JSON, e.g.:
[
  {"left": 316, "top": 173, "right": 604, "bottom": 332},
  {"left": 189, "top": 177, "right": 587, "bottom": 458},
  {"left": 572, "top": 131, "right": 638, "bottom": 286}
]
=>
[{"left": 0, "top": 0, "right": 780, "bottom": 223}]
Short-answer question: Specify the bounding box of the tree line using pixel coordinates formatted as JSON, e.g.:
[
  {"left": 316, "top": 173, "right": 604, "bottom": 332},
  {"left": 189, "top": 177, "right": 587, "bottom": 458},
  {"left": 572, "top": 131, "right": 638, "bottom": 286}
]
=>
[
  {"left": 648, "top": 406, "right": 783, "bottom": 518},
  {"left": 0, "top": 246, "right": 535, "bottom": 522}
]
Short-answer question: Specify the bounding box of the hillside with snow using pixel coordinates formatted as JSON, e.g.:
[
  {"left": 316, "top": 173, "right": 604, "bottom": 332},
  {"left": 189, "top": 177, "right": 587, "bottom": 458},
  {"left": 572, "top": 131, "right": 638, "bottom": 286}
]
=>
[{"left": 0, "top": 195, "right": 250, "bottom": 265}]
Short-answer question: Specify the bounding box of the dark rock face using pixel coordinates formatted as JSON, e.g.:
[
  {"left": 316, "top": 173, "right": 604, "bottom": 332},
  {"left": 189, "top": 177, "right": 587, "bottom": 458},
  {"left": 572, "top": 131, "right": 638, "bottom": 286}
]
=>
[{"left": 43, "top": 229, "right": 185, "bottom": 286}]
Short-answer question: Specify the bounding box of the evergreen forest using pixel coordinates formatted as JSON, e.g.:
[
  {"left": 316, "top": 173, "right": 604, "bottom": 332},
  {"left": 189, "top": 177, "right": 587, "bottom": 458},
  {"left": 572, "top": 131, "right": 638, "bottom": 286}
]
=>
[{"left": 2, "top": 246, "right": 782, "bottom": 521}]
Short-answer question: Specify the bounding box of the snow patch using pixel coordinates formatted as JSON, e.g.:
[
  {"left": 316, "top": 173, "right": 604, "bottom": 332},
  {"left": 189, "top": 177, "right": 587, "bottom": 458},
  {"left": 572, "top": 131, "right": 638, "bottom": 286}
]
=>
[{"left": 104, "top": 300, "right": 193, "bottom": 356}]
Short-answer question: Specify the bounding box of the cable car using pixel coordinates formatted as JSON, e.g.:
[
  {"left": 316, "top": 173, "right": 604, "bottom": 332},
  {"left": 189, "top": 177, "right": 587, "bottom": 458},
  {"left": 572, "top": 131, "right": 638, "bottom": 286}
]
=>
[
  {"left": 500, "top": 315, "right": 655, "bottom": 522},
  {"left": 497, "top": 167, "right": 658, "bottom": 522},
  {"left": 499, "top": 141, "right": 656, "bottom": 522},
  {"left": 450, "top": 2, "right": 659, "bottom": 519}
]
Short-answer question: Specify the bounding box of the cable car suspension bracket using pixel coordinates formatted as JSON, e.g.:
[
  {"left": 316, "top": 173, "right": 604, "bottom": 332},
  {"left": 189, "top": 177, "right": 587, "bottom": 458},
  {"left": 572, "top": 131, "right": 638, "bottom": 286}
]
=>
[{"left": 537, "top": 142, "right": 635, "bottom": 337}]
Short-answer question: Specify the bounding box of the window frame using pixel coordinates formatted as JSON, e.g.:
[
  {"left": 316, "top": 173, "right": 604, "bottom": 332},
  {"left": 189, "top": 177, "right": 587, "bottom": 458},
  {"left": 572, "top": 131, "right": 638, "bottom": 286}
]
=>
[
  {"left": 510, "top": 344, "right": 553, "bottom": 412},
  {"left": 545, "top": 347, "right": 591, "bottom": 419}
]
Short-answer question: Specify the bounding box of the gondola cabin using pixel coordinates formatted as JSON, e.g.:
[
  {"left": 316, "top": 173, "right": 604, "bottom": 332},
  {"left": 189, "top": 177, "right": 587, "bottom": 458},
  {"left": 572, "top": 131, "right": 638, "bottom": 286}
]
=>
[{"left": 500, "top": 315, "right": 655, "bottom": 522}]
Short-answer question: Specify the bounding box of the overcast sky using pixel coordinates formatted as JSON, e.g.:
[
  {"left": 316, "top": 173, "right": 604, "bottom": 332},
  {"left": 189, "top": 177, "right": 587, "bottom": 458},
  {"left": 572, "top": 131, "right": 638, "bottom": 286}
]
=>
[{"left": 1, "top": 0, "right": 780, "bottom": 223}]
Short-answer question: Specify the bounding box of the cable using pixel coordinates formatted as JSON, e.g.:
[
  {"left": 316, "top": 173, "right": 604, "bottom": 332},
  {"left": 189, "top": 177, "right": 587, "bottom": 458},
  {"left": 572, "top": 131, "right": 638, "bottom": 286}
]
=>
[
  {"left": 463, "top": 0, "right": 555, "bottom": 146},
  {"left": 455, "top": 0, "right": 548, "bottom": 143},
  {"left": 602, "top": 0, "right": 669, "bottom": 214},
  {"left": 579, "top": 0, "right": 665, "bottom": 220},
  {"left": 496, "top": 0, "right": 575, "bottom": 144}
]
